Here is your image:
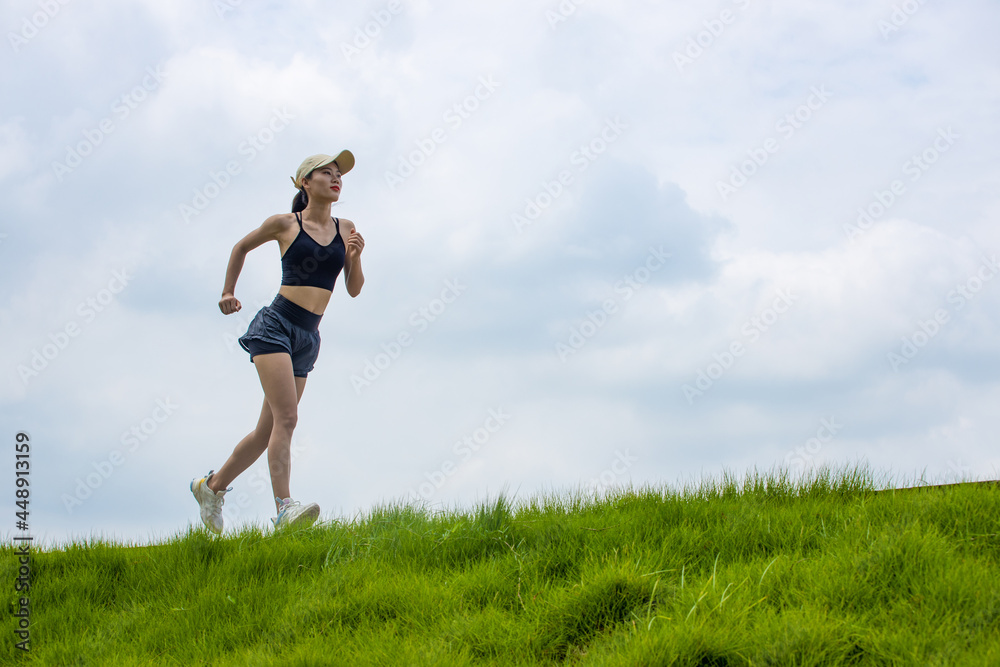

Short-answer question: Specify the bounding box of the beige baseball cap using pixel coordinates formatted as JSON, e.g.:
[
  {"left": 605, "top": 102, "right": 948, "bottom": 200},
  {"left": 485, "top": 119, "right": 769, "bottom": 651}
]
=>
[{"left": 290, "top": 151, "right": 355, "bottom": 188}]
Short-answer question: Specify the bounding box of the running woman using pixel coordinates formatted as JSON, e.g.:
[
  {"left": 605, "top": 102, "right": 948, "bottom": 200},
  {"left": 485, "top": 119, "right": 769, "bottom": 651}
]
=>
[{"left": 190, "top": 152, "right": 365, "bottom": 533}]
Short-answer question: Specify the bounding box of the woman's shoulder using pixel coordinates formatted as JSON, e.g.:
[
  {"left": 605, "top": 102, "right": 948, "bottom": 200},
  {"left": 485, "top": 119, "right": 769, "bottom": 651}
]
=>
[
  {"left": 268, "top": 211, "right": 299, "bottom": 224},
  {"left": 260, "top": 212, "right": 299, "bottom": 232}
]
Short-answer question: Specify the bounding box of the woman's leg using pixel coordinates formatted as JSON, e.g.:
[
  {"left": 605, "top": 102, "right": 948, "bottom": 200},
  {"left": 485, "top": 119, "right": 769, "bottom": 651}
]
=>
[
  {"left": 208, "top": 356, "right": 307, "bottom": 495},
  {"left": 245, "top": 352, "right": 305, "bottom": 512}
]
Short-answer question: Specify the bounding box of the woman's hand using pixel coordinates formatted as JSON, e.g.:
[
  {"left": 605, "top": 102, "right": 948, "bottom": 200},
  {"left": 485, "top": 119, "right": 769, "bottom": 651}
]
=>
[
  {"left": 219, "top": 293, "right": 242, "bottom": 315},
  {"left": 346, "top": 229, "right": 365, "bottom": 262}
]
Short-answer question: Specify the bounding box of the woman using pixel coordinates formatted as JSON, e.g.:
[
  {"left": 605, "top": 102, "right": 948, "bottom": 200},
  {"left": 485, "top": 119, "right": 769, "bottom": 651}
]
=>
[{"left": 190, "top": 151, "right": 365, "bottom": 533}]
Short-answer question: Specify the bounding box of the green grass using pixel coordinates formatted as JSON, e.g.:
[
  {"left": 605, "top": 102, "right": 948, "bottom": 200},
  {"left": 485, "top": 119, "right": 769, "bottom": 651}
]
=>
[{"left": 5, "top": 462, "right": 1000, "bottom": 665}]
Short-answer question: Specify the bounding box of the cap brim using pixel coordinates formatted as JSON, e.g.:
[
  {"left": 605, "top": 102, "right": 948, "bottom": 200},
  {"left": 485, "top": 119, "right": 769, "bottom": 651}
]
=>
[
  {"left": 292, "top": 150, "right": 356, "bottom": 188},
  {"left": 323, "top": 150, "right": 355, "bottom": 175}
]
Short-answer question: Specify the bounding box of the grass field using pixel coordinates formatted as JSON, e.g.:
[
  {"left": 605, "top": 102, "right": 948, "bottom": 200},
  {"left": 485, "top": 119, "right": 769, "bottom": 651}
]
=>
[{"left": 4, "top": 463, "right": 1000, "bottom": 665}]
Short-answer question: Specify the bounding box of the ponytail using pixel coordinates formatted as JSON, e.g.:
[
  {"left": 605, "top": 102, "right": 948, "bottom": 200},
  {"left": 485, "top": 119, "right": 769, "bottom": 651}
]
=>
[{"left": 291, "top": 188, "right": 308, "bottom": 213}]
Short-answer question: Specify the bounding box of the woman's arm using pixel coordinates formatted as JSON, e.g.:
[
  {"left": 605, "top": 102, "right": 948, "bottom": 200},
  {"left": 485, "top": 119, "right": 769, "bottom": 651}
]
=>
[
  {"left": 219, "top": 214, "right": 290, "bottom": 314},
  {"left": 342, "top": 219, "right": 365, "bottom": 298}
]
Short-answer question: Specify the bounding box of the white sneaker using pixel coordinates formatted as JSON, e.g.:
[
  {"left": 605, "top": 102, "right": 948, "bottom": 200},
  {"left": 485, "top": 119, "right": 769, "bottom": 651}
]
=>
[
  {"left": 272, "top": 497, "right": 320, "bottom": 530},
  {"left": 190, "top": 470, "right": 231, "bottom": 535}
]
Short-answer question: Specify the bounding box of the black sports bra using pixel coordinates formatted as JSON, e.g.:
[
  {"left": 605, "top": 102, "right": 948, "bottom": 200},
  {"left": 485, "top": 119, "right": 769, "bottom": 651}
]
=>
[{"left": 280, "top": 212, "right": 346, "bottom": 291}]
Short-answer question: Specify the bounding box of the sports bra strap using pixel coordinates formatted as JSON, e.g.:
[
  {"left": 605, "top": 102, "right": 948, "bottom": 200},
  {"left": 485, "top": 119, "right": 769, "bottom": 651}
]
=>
[{"left": 293, "top": 213, "right": 340, "bottom": 236}]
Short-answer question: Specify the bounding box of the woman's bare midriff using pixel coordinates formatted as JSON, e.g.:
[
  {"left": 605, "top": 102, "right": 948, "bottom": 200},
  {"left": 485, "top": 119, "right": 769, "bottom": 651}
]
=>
[{"left": 278, "top": 285, "right": 333, "bottom": 315}]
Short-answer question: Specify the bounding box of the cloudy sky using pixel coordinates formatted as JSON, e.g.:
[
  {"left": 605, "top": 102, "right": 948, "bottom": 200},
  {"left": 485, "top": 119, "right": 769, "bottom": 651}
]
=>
[{"left": 2, "top": 0, "right": 999, "bottom": 546}]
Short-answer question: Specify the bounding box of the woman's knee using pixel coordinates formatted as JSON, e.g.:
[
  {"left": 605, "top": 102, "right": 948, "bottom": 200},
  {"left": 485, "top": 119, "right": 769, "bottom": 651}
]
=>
[{"left": 270, "top": 409, "right": 297, "bottom": 433}]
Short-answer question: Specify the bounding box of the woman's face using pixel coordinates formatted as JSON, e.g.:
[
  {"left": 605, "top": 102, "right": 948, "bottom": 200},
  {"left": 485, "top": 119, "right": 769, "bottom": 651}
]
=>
[{"left": 304, "top": 162, "right": 343, "bottom": 201}]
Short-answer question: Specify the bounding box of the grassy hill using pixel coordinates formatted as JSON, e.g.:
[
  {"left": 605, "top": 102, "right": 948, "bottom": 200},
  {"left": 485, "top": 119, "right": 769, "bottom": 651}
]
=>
[{"left": 4, "top": 463, "right": 1000, "bottom": 665}]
